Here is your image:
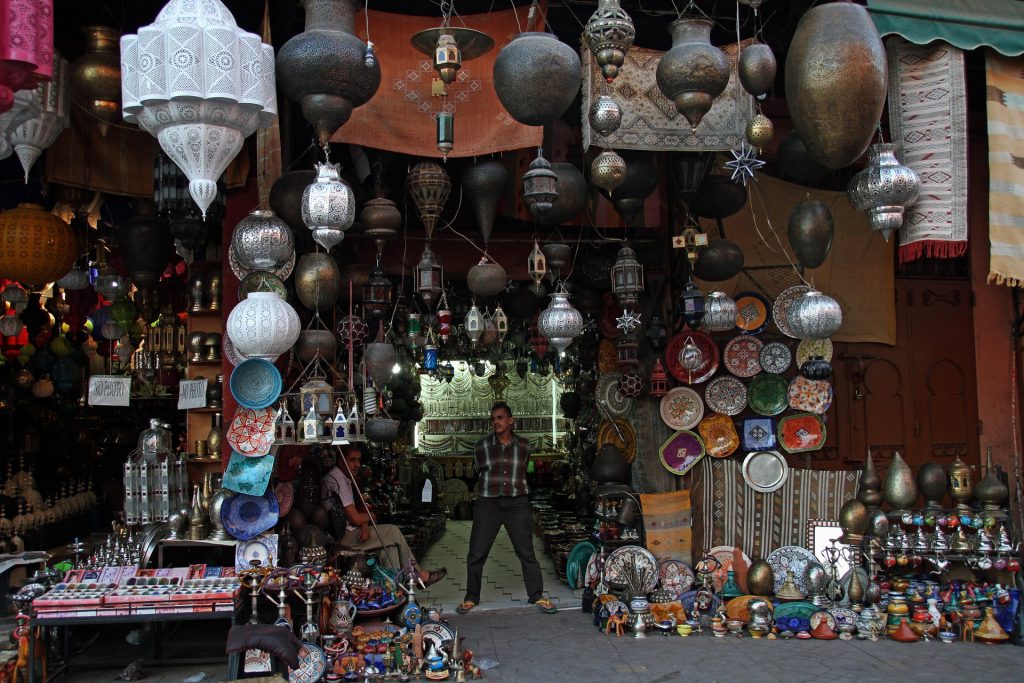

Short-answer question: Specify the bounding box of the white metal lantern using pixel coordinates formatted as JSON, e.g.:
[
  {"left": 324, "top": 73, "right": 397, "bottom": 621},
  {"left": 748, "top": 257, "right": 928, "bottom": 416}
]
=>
[
  {"left": 120, "top": 0, "right": 278, "bottom": 218},
  {"left": 465, "top": 303, "right": 483, "bottom": 345},
  {"left": 346, "top": 404, "right": 365, "bottom": 443},
  {"left": 226, "top": 291, "right": 301, "bottom": 360},
  {"left": 9, "top": 54, "right": 69, "bottom": 182},
  {"left": 537, "top": 287, "right": 584, "bottom": 355},
  {"left": 493, "top": 305, "right": 509, "bottom": 341},
  {"left": 302, "top": 161, "right": 355, "bottom": 250},
  {"left": 0, "top": 90, "right": 43, "bottom": 162},
  {"left": 788, "top": 289, "right": 843, "bottom": 340},
  {"left": 701, "top": 291, "right": 737, "bottom": 332}
]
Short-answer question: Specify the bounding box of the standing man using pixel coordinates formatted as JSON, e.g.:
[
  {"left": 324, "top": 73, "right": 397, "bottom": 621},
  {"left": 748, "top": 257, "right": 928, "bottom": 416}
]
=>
[{"left": 456, "top": 401, "right": 556, "bottom": 614}]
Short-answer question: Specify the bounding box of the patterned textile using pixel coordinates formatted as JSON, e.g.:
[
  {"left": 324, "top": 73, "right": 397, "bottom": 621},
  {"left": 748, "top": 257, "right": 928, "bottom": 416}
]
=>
[
  {"left": 640, "top": 490, "right": 692, "bottom": 565},
  {"left": 581, "top": 40, "right": 754, "bottom": 152},
  {"left": 886, "top": 37, "right": 968, "bottom": 263},
  {"left": 986, "top": 51, "right": 1024, "bottom": 286},
  {"left": 332, "top": 7, "right": 542, "bottom": 158},
  {"left": 691, "top": 459, "right": 859, "bottom": 559}
]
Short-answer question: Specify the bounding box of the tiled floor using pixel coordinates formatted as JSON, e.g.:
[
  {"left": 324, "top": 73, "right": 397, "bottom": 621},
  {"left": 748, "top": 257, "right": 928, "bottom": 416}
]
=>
[{"left": 414, "top": 520, "right": 583, "bottom": 615}]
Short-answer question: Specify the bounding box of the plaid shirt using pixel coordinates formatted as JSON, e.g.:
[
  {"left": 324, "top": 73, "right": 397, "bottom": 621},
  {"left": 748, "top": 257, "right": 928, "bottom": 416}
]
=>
[{"left": 474, "top": 432, "right": 531, "bottom": 498}]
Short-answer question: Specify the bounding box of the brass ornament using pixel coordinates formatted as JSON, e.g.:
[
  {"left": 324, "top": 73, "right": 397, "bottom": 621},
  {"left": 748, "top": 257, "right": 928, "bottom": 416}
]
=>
[
  {"left": 745, "top": 114, "right": 774, "bottom": 150},
  {"left": 584, "top": 0, "right": 636, "bottom": 83},
  {"left": 294, "top": 252, "right": 341, "bottom": 313},
  {"left": 746, "top": 559, "right": 775, "bottom": 597}
]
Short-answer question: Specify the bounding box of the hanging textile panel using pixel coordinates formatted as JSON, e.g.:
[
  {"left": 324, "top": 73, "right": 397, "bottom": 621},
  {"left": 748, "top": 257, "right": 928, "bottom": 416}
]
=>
[
  {"left": 581, "top": 40, "right": 754, "bottom": 152},
  {"left": 886, "top": 37, "right": 968, "bottom": 263},
  {"left": 691, "top": 458, "right": 858, "bottom": 560},
  {"left": 331, "top": 6, "right": 541, "bottom": 158},
  {"left": 985, "top": 50, "right": 1024, "bottom": 286},
  {"left": 640, "top": 490, "right": 692, "bottom": 565}
]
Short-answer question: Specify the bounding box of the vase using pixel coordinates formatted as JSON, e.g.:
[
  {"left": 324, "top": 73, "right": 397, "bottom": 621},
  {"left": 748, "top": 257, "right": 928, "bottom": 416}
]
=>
[
  {"left": 883, "top": 452, "right": 918, "bottom": 514},
  {"left": 655, "top": 16, "right": 729, "bottom": 131},
  {"left": 847, "top": 143, "right": 921, "bottom": 241},
  {"left": 206, "top": 413, "right": 222, "bottom": 460},
  {"left": 462, "top": 160, "right": 509, "bottom": 247},
  {"left": 916, "top": 461, "right": 947, "bottom": 510},
  {"left": 226, "top": 292, "right": 301, "bottom": 360},
  {"left": 785, "top": 2, "right": 886, "bottom": 170},
  {"left": 231, "top": 209, "right": 295, "bottom": 271},
  {"left": 188, "top": 484, "right": 208, "bottom": 540},
  {"left": 493, "top": 32, "right": 581, "bottom": 126},
  {"left": 275, "top": 0, "right": 381, "bottom": 145},
  {"left": 975, "top": 447, "right": 1010, "bottom": 511},
  {"left": 858, "top": 452, "right": 883, "bottom": 509},
  {"left": 720, "top": 570, "right": 742, "bottom": 600},
  {"left": 295, "top": 252, "right": 341, "bottom": 313},
  {"left": 207, "top": 488, "right": 229, "bottom": 541},
  {"left": 787, "top": 200, "right": 833, "bottom": 269}
]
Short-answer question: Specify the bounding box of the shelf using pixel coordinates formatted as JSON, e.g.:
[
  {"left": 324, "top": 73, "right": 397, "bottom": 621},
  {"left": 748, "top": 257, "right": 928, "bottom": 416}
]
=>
[
  {"left": 187, "top": 360, "right": 223, "bottom": 367},
  {"left": 187, "top": 310, "right": 223, "bottom": 319},
  {"left": 188, "top": 407, "right": 223, "bottom": 414},
  {"left": 187, "top": 458, "right": 224, "bottom": 466}
]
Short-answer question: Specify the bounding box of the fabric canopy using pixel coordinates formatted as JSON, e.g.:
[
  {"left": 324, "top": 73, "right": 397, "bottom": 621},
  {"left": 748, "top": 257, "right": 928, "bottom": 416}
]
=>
[{"left": 867, "top": 0, "right": 1024, "bottom": 56}]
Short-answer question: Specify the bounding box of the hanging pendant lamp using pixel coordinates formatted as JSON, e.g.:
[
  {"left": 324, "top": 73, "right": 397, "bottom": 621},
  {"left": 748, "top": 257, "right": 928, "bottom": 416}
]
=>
[
  {"left": 9, "top": 52, "right": 68, "bottom": 182},
  {"left": 406, "top": 161, "right": 451, "bottom": 240},
  {"left": 0, "top": 0, "right": 53, "bottom": 114},
  {"left": 584, "top": 0, "right": 635, "bottom": 84}
]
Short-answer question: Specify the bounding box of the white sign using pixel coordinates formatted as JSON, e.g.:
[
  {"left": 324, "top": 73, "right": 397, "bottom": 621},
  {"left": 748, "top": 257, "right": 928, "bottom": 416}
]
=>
[
  {"left": 88, "top": 375, "right": 132, "bottom": 406},
  {"left": 177, "top": 378, "right": 208, "bottom": 410}
]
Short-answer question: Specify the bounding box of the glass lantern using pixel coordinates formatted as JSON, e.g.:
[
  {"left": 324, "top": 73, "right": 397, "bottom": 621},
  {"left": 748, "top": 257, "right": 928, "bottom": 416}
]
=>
[
  {"left": 522, "top": 148, "right": 559, "bottom": 219},
  {"left": 363, "top": 259, "right": 394, "bottom": 319},
  {"left": 528, "top": 239, "right": 547, "bottom": 289},
  {"left": 434, "top": 32, "right": 462, "bottom": 84},
  {"left": 415, "top": 243, "right": 443, "bottom": 309},
  {"left": 611, "top": 242, "right": 644, "bottom": 309},
  {"left": 679, "top": 279, "right": 706, "bottom": 329},
  {"left": 465, "top": 303, "right": 483, "bottom": 346},
  {"left": 300, "top": 377, "right": 334, "bottom": 416},
  {"left": 493, "top": 305, "right": 509, "bottom": 341}
]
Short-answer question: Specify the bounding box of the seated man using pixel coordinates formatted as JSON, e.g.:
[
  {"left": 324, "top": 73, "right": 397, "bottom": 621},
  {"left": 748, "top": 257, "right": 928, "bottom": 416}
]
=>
[{"left": 322, "top": 444, "right": 446, "bottom": 587}]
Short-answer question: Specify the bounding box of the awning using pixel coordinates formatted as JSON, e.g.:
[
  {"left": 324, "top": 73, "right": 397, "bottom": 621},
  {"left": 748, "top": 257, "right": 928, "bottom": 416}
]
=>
[{"left": 867, "top": 0, "right": 1024, "bottom": 56}]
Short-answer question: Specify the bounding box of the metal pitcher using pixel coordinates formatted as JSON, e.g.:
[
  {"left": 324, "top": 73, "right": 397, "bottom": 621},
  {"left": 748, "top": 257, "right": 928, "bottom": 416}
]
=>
[{"left": 328, "top": 598, "right": 358, "bottom": 634}]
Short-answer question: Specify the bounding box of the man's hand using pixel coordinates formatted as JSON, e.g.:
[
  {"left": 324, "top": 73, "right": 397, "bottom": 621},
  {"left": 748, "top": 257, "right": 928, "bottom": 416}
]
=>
[{"left": 358, "top": 524, "right": 371, "bottom": 543}]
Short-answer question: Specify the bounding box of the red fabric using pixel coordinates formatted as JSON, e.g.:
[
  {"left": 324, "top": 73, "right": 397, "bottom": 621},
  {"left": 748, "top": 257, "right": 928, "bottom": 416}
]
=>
[
  {"left": 0, "top": 0, "right": 53, "bottom": 111},
  {"left": 898, "top": 239, "right": 968, "bottom": 264}
]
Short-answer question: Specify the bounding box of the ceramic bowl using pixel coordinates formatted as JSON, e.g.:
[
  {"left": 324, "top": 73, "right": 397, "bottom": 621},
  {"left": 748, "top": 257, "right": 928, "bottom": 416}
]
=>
[
  {"left": 676, "top": 624, "right": 693, "bottom": 637},
  {"left": 938, "top": 631, "right": 956, "bottom": 643}
]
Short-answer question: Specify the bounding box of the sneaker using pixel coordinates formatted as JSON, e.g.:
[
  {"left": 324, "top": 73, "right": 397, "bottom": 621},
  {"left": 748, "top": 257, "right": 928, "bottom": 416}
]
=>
[
  {"left": 455, "top": 600, "right": 477, "bottom": 614},
  {"left": 533, "top": 598, "right": 558, "bottom": 614}
]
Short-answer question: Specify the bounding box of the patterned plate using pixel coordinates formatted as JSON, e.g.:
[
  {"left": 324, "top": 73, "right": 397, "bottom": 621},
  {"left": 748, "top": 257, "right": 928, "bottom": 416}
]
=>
[
  {"left": 698, "top": 413, "right": 740, "bottom": 458},
  {"left": 597, "top": 373, "right": 632, "bottom": 417},
  {"left": 742, "top": 417, "right": 776, "bottom": 451},
  {"left": 289, "top": 643, "right": 327, "bottom": 683},
  {"left": 229, "top": 358, "right": 283, "bottom": 410},
  {"left": 658, "top": 559, "right": 696, "bottom": 598},
  {"left": 597, "top": 418, "right": 637, "bottom": 464},
  {"left": 604, "top": 545, "right": 659, "bottom": 593},
  {"left": 238, "top": 271, "right": 288, "bottom": 301},
  {"left": 759, "top": 341, "right": 792, "bottom": 374},
  {"left": 766, "top": 545, "right": 820, "bottom": 595},
  {"left": 707, "top": 546, "right": 751, "bottom": 593},
  {"left": 659, "top": 387, "right": 705, "bottom": 430},
  {"left": 773, "top": 285, "right": 812, "bottom": 338},
  {"left": 747, "top": 373, "right": 789, "bottom": 416},
  {"left": 787, "top": 376, "right": 834, "bottom": 414},
  {"left": 723, "top": 336, "right": 764, "bottom": 377},
  {"left": 223, "top": 333, "right": 250, "bottom": 367},
  {"left": 235, "top": 532, "right": 278, "bottom": 572},
  {"left": 597, "top": 339, "right": 619, "bottom": 374},
  {"left": 704, "top": 375, "right": 748, "bottom": 416},
  {"left": 420, "top": 620, "right": 457, "bottom": 653},
  {"left": 659, "top": 430, "right": 706, "bottom": 476},
  {"left": 230, "top": 243, "right": 296, "bottom": 282},
  {"left": 796, "top": 338, "right": 834, "bottom": 366},
  {"left": 227, "top": 407, "right": 276, "bottom": 457},
  {"left": 665, "top": 331, "right": 720, "bottom": 384},
  {"left": 778, "top": 413, "right": 827, "bottom": 453},
  {"left": 828, "top": 607, "right": 860, "bottom": 627},
  {"left": 734, "top": 291, "right": 772, "bottom": 335}
]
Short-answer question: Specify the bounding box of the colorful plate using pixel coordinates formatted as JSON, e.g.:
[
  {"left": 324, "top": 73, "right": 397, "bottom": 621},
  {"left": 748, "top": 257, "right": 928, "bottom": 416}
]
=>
[
  {"left": 275, "top": 481, "right": 294, "bottom": 517},
  {"left": 742, "top": 417, "right": 776, "bottom": 451},
  {"left": 289, "top": 643, "right": 327, "bottom": 683},
  {"left": 766, "top": 546, "right": 821, "bottom": 595},
  {"left": 772, "top": 285, "right": 811, "bottom": 338},
  {"left": 221, "top": 489, "right": 280, "bottom": 541},
  {"left": 747, "top": 373, "right": 789, "bottom": 416},
  {"left": 778, "top": 413, "right": 826, "bottom": 453},
  {"left": 759, "top": 341, "right": 792, "bottom": 374},
  {"left": 223, "top": 450, "right": 274, "bottom": 496},
  {"left": 707, "top": 546, "right": 752, "bottom": 593},
  {"left": 597, "top": 374, "right": 632, "bottom": 417},
  {"left": 734, "top": 291, "right": 772, "bottom": 335},
  {"left": 230, "top": 358, "right": 283, "bottom": 410},
  {"left": 787, "top": 376, "right": 834, "bottom": 414},
  {"left": 658, "top": 559, "right": 696, "bottom": 598},
  {"left": 704, "top": 375, "right": 748, "bottom": 416},
  {"left": 659, "top": 386, "right": 705, "bottom": 431},
  {"left": 420, "top": 620, "right": 457, "bottom": 653},
  {"left": 227, "top": 406, "right": 276, "bottom": 457},
  {"left": 698, "top": 413, "right": 740, "bottom": 458},
  {"left": 604, "top": 545, "right": 659, "bottom": 593},
  {"left": 796, "top": 338, "right": 834, "bottom": 366},
  {"left": 659, "top": 430, "right": 706, "bottom": 476},
  {"left": 772, "top": 601, "right": 819, "bottom": 622},
  {"left": 235, "top": 532, "right": 278, "bottom": 572},
  {"left": 665, "top": 331, "right": 719, "bottom": 384},
  {"left": 723, "top": 336, "right": 764, "bottom": 377},
  {"left": 741, "top": 450, "right": 789, "bottom": 493}
]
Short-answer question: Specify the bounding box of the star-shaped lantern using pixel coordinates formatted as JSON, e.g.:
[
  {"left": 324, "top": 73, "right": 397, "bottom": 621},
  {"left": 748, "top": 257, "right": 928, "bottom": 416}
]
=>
[
  {"left": 723, "top": 141, "right": 765, "bottom": 186},
  {"left": 616, "top": 309, "right": 642, "bottom": 334}
]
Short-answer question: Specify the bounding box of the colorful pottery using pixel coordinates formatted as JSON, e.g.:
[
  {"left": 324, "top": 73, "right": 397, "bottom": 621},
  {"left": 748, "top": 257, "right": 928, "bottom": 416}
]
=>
[
  {"left": 707, "top": 546, "right": 751, "bottom": 593},
  {"left": 226, "top": 407, "right": 276, "bottom": 457},
  {"left": 787, "top": 376, "right": 833, "bottom": 414},
  {"left": 704, "top": 376, "right": 748, "bottom": 416},
  {"left": 659, "top": 430, "right": 706, "bottom": 476},
  {"left": 698, "top": 413, "right": 740, "bottom": 458},
  {"left": 795, "top": 338, "right": 833, "bottom": 366},
  {"left": 733, "top": 291, "right": 771, "bottom": 334},
  {"left": 658, "top": 559, "right": 696, "bottom": 598},
  {"left": 759, "top": 341, "right": 792, "bottom": 374},
  {"left": 665, "top": 331, "right": 719, "bottom": 384},
  {"left": 223, "top": 451, "right": 274, "bottom": 496},
  {"left": 777, "top": 413, "right": 826, "bottom": 453},
  {"left": 766, "top": 546, "right": 819, "bottom": 595},
  {"left": 747, "top": 374, "right": 789, "bottom": 416},
  {"left": 220, "top": 489, "right": 280, "bottom": 541},
  {"left": 742, "top": 417, "right": 776, "bottom": 452},
  {"left": 660, "top": 387, "right": 705, "bottom": 431},
  {"left": 723, "top": 336, "right": 764, "bottom": 377}
]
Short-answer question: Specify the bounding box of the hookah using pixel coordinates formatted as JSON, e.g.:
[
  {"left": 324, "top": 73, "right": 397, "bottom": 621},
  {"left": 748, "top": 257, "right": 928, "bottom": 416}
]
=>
[
  {"left": 240, "top": 560, "right": 272, "bottom": 674},
  {"left": 294, "top": 566, "right": 323, "bottom": 643},
  {"left": 820, "top": 541, "right": 846, "bottom": 606}
]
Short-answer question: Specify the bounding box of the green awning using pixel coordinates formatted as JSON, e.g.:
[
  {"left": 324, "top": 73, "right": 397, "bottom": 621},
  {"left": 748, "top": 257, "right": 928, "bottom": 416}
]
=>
[{"left": 867, "top": 0, "right": 1024, "bottom": 56}]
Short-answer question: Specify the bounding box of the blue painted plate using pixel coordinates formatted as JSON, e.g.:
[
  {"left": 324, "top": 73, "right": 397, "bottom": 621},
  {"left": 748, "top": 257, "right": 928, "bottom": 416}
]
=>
[
  {"left": 229, "top": 358, "right": 282, "bottom": 410},
  {"left": 221, "top": 489, "right": 280, "bottom": 541}
]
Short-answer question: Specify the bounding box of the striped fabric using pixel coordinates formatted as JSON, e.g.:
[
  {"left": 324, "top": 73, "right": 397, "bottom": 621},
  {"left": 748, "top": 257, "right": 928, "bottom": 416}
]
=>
[
  {"left": 692, "top": 459, "right": 859, "bottom": 560},
  {"left": 640, "top": 490, "right": 693, "bottom": 565},
  {"left": 986, "top": 51, "right": 1024, "bottom": 286}
]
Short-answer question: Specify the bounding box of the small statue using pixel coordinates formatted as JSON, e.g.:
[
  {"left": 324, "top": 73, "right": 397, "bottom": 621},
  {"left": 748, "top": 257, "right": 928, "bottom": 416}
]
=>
[{"left": 604, "top": 607, "right": 626, "bottom": 636}]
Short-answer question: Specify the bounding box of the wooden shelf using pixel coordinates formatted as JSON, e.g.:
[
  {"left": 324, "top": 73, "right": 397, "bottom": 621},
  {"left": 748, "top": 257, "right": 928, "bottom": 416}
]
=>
[
  {"left": 187, "top": 360, "right": 223, "bottom": 367},
  {"left": 187, "top": 458, "right": 224, "bottom": 466},
  {"left": 187, "top": 310, "right": 224, "bottom": 319},
  {"left": 189, "top": 407, "right": 223, "bottom": 415}
]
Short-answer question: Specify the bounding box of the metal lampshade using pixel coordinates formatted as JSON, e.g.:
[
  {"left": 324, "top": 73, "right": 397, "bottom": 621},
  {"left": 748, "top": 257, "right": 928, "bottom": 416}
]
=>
[
  {"left": 522, "top": 148, "right": 559, "bottom": 221},
  {"left": 414, "top": 243, "right": 443, "bottom": 309},
  {"left": 610, "top": 242, "right": 644, "bottom": 309}
]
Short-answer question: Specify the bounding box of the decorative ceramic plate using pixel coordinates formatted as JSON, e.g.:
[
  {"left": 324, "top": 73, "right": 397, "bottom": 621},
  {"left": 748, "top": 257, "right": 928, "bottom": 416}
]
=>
[
  {"left": 567, "top": 542, "right": 599, "bottom": 590},
  {"left": 658, "top": 559, "right": 696, "bottom": 598},
  {"left": 679, "top": 589, "right": 721, "bottom": 616},
  {"left": 734, "top": 291, "right": 772, "bottom": 335},
  {"left": 604, "top": 545, "right": 660, "bottom": 593},
  {"left": 222, "top": 333, "right": 249, "bottom": 367},
  {"left": 795, "top": 338, "right": 834, "bottom": 366},
  {"left": 659, "top": 430, "right": 706, "bottom": 476},
  {"left": 747, "top": 373, "right": 789, "bottom": 416},
  {"left": 704, "top": 376, "right": 748, "bottom": 416},
  {"left": 230, "top": 358, "right": 283, "bottom": 410},
  {"left": 778, "top": 413, "right": 827, "bottom": 453},
  {"left": 597, "top": 339, "right": 619, "bottom": 374},
  {"left": 698, "top": 413, "right": 740, "bottom": 458},
  {"left": 221, "top": 489, "right": 280, "bottom": 541},
  {"left": 275, "top": 481, "right": 294, "bottom": 517},
  {"left": 766, "top": 545, "right": 820, "bottom": 595},
  {"left": 828, "top": 607, "right": 859, "bottom": 627},
  {"left": 665, "top": 331, "right": 719, "bottom": 384},
  {"left": 597, "top": 418, "right": 637, "bottom": 464},
  {"left": 229, "top": 243, "right": 296, "bottom": 282},
  {"left": 288, "top": 643, "right": 327, "bottom": 683},
  {"left": 742, "top": 417, "right": 776, "bottom": 451},
  {"left": 235, "top": 532, "right": 278, "bottom": 572},
  {"left": 597, "top": 374, "right": 632, "bottom": 417},
  {"left": 723, "top": 336, "right": 764, "bottom": 377},
  {"left": 809, "top": 609, "right": 837, "bottom": 632},
  {"left": 772, "top": 285, "right": 812, "bottom": 338},
  {"left": 725, "top": 595, "right": 774, "bottom": 624},
  {"left": 759, "top": 341, "right": 792, "bottom": 374},
  {"left": 772, "top": 601, "right": 818, "bottom": 622},
  {"left": 223, "top": 450, "right": 274, "bottom": 496},
  {"left": 707, "top": 546, "right": 752, "bottom": 593},
  {"left": 227, "top": 407, "right": 276, "bottom": 457},
  {"left": 741, "top": 450, "right": 790, "bottom": 493},
  {"left": 787, "top": 376, "right": 834, "bottom": 414},
  {"left": 420, "top": 620, "right": 457, "bottom": 653},
  {"left": 238, "top": 271, "right": 288, "bottom": 301},
  {"left": 660, "top": 387, "right": 705, "bottom": 431}
]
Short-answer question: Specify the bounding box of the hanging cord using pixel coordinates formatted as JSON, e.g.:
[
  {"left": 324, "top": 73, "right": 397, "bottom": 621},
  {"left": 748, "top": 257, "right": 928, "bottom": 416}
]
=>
[{"left": 747, "top": 181, "right": 814, "bottom": 289}]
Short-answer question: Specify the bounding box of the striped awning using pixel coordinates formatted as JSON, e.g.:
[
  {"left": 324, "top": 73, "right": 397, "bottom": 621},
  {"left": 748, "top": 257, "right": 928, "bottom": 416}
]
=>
[{"left": 868, "top": 0, "right": 1024, "bottom": 56}]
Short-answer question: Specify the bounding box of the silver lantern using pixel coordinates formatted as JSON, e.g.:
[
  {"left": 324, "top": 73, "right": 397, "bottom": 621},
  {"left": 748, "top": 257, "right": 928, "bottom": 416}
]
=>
[
  {"left": 788, "top": 290, "right": 842, "bottom": 340},
  {"left": 701, "top": 291, "right": 737, "bottom": 332},
  {"left": 847, "top": 143, "right": 920, "bottom": 242},
  {"left": 231, "top": 209, "right": 295, "bottom": 271},
  {"left": 589, "top": 95, "right": 622, "bottom": 136},
  {"left": 537, "top": 288, "right": 584, "bottom": 355},
  {"left": 584, "top": 0, "right": 635, "bottom": 83},
  {"left": 591, "top": 149, "right": 626, "bottom": 195},
  {"left": 302, "top": 162, "right": 355, "bottom": 250}
]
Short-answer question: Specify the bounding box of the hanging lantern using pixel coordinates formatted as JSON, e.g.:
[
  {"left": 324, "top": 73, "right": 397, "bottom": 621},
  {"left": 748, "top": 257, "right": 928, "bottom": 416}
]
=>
[
  {"left": 493, "top": 305, "right": 509, "bottom": 341},
  {"left": 464, "top": 303, "right": 483, "bottom": 346},
  {"left": 153, "top": 150, "right": 225, "bottom": 251},
  {"left": 847, "top": 143, "right": 921, "bottom": 242},
  {"left": 584, "top": 0, "right": 635, "bottom": 84},
  {"left": 119, "top": 202, "right": 173, "bottom": 289},
  {"left": 462, "top": 160, "right": 509, "bottom": 248},
  {"left": 225, "top": 292, "right": 301, "bottom": 360},
  {"left": 414, "top": 243, "right": 443, "bottom": 309},
  {"left": 9, "top": 53, "right": 68, "bottom": 182},
  {"left": 231, "top": 209, "right": 294, "bottom": 272},
  {"left": 57, "top": 267, "right": 89, "bottom": 291},
  {"left": 649, "top": 358, "right": 669, "bottom": 397},
  {"left": 362, "top": 257, "right": 393, "bottom": 320},
  {"left": 435, "top": 110, "right": 454, "bottom": 159},
  {"left": 646, "top": 314, "right": 667, "bottom": 350},
  {"left": 121, "top": 0, "right": 278, "bottom": 218},
  {"left": 701, "top": 291, "right": 737, "bottom": 332},
  {"left": 679, "top": 279, "right": 705, "bottom": 329},
  {"left": 656, "top": 16, "right": 729, "bottom": 131},
  {"left": 522, "top": 148, "right": 559, "bottom": 222},
  {"left": 2, "top": 284, "right": 27, "bottom": 311},
  {"left": 788, "top": 290, "right": 842, "bottom": 340},
  {"left": 68, "top": 26, "right": 121, "bottom": 130},
  {"left": 0, "top": 89, "right": 42, "bottom": 162},
  {"left": 493, "top": 32, "right": 581, "bottom": 126},
  {"left": 745, "top": 114, "right": 774, "bottom": 150},
  {"left": 406, "top": 162, "right": 451, "bottom": 240},
  {"left": 337, "top": 314, "right": 369, "bottom": 349},
  {"left": 739, "top": 42, "right": 776, "bottom": 98},
  {"left": 364, "top": 342, "right": 397, "bottom": 388},
  {"left": 680, "top": 335, "right": 703, "bottom": 371},
  {"left": 528, "top": 240, "right": 547, "bottom": 292},
  {"left": 100, "top": 319, "right": 123, "bottom": 341},
  {"left": 275, "top": 0, "right": 381, "bottom": 146},
  {"left": 302, "top": 162, "right": 355, "bottom": 251},
  {"left": 467, "top": 257, "right": 507, "bottom": 298},
  {"left": 589, "top": 95, "right": 622, "bottom": 137},
  {"left": 0, "top": 0, "right": 53, "bottom": 115},
  {"left": 617, "top": 372, "right": 644, "bottom": 398},
  {"left": 0, "top": 204, "right": 76, "bottom": 288},
  {"left": 436, "top": 307, "right": 452, "bottom": 341},
  {"left": 542, "top": 242, "right": 572, "bottom": 283},
  {"left": 434, "top": 32, "right": 462, "bottom": 85},
  {"left": 610, "top": 241, "right": 644, "bottom": 309},
  {"left": 591, "top": 149, "right": 626, "bottom": 195},
  {"left": 360, "top": 186, "right": 401, "bottom": 244},
  {"left": 537, "top": 288, "right": 584, "bottom": 356}
]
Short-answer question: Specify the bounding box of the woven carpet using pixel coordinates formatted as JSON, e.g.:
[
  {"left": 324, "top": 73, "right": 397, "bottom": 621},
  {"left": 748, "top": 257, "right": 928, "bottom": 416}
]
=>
[
  {"left": 985, "top": 51, "right": 1024, "bottom": 287},
  {"left": 691, "top": 458, "right": 859, "bottom": 560},
  {"left": 640, "top": 490, "right": 692, "bottom": 565},
  {"left": 581, "top": 40, "right": 754, "bottom": 152}
]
